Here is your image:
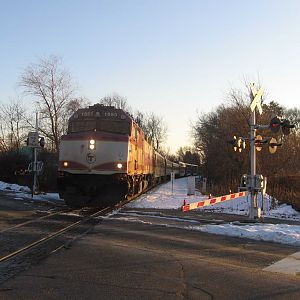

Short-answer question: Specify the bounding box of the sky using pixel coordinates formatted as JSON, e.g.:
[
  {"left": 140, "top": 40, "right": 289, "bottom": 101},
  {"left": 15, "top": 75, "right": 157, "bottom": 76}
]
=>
[{"left": 1, "top": 0, "right": 300, "bottom": 152}]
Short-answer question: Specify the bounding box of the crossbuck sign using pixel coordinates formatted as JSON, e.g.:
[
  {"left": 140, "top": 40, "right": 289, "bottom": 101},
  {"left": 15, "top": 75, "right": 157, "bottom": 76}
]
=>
[{"left": 250, "top": 83, "right": 263, "bottom": 115}]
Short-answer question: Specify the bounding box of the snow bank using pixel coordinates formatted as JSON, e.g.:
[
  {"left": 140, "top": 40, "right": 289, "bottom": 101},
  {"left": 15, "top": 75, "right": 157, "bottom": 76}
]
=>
[
  {"left": 188, "top": 223, "right": 300, "bottom": 246},
  {"left": 0, "top": 181, "right": 31, "bottom": 193},
  {"left": 0, "top": 181, "right": 62, "bottom": 202},
  {"left": 126, "top": 177, "right": 300, "bottom": 221}
]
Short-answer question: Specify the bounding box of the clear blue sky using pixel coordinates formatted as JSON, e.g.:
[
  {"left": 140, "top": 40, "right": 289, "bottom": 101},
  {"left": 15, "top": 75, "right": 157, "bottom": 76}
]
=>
[{"left": 1, "top": 0, "right": 300, "bottom": 152}]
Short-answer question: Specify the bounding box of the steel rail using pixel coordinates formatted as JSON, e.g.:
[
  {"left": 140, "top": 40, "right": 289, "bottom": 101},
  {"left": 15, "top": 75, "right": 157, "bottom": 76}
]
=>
[
  {"left": 0, "top": 207, "right": 111, "bottom": 263},
  {"left": 0, "top": 209, "right": 72, "bottom": 234}
]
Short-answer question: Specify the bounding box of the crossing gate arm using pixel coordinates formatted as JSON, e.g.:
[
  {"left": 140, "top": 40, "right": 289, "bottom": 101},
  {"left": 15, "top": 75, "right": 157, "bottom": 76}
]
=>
[{"left": 181, "top": 191, "right": 249, "bottom": 212}]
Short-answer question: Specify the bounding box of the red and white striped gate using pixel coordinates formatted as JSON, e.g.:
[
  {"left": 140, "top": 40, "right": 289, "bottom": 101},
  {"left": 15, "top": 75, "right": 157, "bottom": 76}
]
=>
[{"left": 181, "top": 191, "right": 248, "bottom": 212}]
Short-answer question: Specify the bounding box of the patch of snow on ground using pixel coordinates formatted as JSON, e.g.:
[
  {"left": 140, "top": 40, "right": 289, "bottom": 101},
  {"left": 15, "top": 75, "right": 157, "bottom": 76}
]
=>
[
  {"left": 12, "top": 192, "right": 63, "bottom": 202},
  {"left": 124, "top": 177, "right": 300, "bottom": 246},
  {"left": 126, "top": 177, "right": 206, "bottom": 209},
  {"left": 126, "top": 177, "right": 300, "bottom": 221},
  {"left": 0, "top": 181, "right": 62, "bottom": 202},
  {"left": 0, "top": 181, "right": 31, "bottom": 193},
  {"left": 269, "top": 203, "right": 300, "bottom": 219},
  {"left": 114, "top": 211, "right": 300, "bottom": 246},
  {"left": 185, "top": 223, "right": 300, "bottom": 246}
]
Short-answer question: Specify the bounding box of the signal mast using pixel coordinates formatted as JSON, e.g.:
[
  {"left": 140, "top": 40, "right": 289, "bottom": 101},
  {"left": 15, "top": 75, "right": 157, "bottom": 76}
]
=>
[{"left": 229, "top": 83, "right": 295, "bottom": 219}]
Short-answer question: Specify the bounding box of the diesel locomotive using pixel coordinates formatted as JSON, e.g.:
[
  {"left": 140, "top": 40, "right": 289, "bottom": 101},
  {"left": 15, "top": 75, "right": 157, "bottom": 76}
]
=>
[{"left": 57, "top": 104, "right": 198, "bottom": 207}]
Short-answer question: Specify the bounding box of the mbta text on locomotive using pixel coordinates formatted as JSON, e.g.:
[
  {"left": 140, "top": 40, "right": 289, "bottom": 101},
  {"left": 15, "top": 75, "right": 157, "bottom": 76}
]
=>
[{"left": 58, "top": 104, "right": 198, "bottom": 207}]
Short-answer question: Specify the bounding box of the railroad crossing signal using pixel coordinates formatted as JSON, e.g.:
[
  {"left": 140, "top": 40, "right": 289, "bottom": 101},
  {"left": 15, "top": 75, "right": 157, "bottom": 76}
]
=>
[
  {"left": 239, "top": 174, "right": 266, "bottom": 192},
  {"left": 255, "top": 135, "right": 282, "bottom": 154},
  {"left": 230, "top": 133, "right": 285, "bottom": 154},
  {"left": 238, "top": 138, "right": 246, "bottom": 151},
  {"left": 229, "top": 83, "right": 296, "bottom": 219},
  {"left": 229, "top": 82, "right": 297, "bottom": 220},
  {"left": 250, "top": 83, "right": 263, "bottom": 115},
  {"left": 255, "top": 135, "right": 263, "bottom": 151},
  {"left": 270, "top": 116, "right": 281, "bottom": 133},
  {"left": 270, "top": 116, "right": 295, "bottom": 135},
  {"left": 281, "top": 119, "right": 295, "bottom": 135},
  {"left": 228, "top": 136, "right": 245, "bottom": 152},
  {"left": 269, "top": 137, "right": 282, "bottom": 154}
]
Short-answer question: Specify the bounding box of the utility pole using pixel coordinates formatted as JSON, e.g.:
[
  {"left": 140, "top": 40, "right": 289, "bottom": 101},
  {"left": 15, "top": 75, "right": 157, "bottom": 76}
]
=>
[
  {"left": 249, "top": 83, "right": 263, "bottom": 219},
  {"left": 27, "top": 112, "right": 45, "bottom": 197},
  {"left": 32, "top": 112, "right": 38, "bottom": 195},
  {"left": 249, "top": 94, "right": 258, "bottom": 219}
]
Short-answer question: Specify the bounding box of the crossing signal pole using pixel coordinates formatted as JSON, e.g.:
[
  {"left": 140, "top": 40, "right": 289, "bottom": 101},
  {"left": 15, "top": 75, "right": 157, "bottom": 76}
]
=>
[
  {"left": 229, "top": 83, "right": 295, "bottom": 220},
  {"left": 249, "top": 83, "right": 262, "bottom": 219},
  {"left": 26, "top": 112, "right": 45, "bottom": 196},
  {"left": 33, "top": 112, "right": 39, "bottom": 196}
]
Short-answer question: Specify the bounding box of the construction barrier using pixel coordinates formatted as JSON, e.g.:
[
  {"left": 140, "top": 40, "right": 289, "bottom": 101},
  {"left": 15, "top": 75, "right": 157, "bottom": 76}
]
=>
[{"left": 181, "top": 191, "right": 248, "bottom": 212}]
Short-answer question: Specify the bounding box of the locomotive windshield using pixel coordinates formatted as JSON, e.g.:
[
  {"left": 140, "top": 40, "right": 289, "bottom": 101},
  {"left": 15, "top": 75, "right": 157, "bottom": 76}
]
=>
[{"left": 68, "top": 105, "right": 131, "bottom": 135}]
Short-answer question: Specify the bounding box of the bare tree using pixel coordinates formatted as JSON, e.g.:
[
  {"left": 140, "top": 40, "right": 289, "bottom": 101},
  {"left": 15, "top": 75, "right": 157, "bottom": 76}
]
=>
[
  {"left": 99, "top": 93, "right": 131, "bottom": 113},
  {"left": 143, "top": 112, "right": 167, "bottom": 151},
  {"left": 61, "top": 96, "right": 90, "bottom": 133},
  {"left": 284, "top": 107, "right": 300, "bottom": 134},
  {"left": 134, "top": 110, "right": 146, "bottom": 129},
  {"left": 0, "top": 99, "right": 28, "bottom": 151},
  {"left": 0, "top": 118, "right": 9, "bottom": 152},
  {"left": 20, "top": 56, "right": 78, "bottom": 151},
  {"left": 177, "top": 146, "right": 200, "bottom": 165},
  {"left": 133, "top": 110, "right": 168, "bottom": 151}
]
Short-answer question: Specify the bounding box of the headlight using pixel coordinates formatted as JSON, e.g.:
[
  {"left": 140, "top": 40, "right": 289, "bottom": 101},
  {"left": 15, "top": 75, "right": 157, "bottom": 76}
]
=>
[
  {"left": 117, "top": 163, "right": 123, "bottom": 169},
  {"left": 63, "top": 161, "right": 68, "bottom": 167},
  {"left": 89, "top": 139, "right": 96, "bottom": 150}
]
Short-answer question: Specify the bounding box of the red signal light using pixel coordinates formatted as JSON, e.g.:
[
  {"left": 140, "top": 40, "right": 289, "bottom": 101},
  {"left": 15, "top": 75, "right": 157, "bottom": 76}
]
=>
[
  {"left": 270, "top": 116, "right": 281, "bottom": 133},
  {"left": 281, "top": 119, "right": 295, "bottom": 135}
]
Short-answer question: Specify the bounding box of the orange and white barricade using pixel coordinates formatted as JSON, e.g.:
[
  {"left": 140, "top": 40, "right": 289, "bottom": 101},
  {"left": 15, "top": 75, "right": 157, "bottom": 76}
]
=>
[{"left": 182, "top": 191, "right": 248, "bottom": 212}]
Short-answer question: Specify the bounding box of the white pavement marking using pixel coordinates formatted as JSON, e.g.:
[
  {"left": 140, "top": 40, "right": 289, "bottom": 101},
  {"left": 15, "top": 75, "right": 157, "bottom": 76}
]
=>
[{"left": 263, "top": 251, "right": 300, "bottom": 275}]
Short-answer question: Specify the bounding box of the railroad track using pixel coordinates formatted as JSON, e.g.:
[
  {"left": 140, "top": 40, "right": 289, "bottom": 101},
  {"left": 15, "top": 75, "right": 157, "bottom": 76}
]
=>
[
  {"left": 0, "top": 207, "right": 110, "bottom": 262},
  {"left": 0, "top": 202, "right": 124, "bottom": 284},
  {"left": 0, "top": 208, "right": 71, "bottom": 235}
]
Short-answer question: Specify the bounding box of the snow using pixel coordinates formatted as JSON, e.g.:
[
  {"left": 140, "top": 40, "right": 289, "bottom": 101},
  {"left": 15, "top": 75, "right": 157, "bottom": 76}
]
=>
[
  {"left": 126, "top": 177, "right": 300, "bottom": 220},
  {"left": 1, "top": 178, "right": 300, "bottom": 246},
  {"left": 0, "top": 181, "right": 31, "bottom": 193},
  {"left": 0, "top": 181, "right": 62, "bottom": 202},
  {"left": 187, "top": 223, "right": 300, "bottom": 246},
  {"left": 126, "top": 179, "right": 207, "bottom": 209},
  {"left": 114, "top": 212, "right": 300, "bottom": 246},
  {"left": 126, "top": 177, "right": 300, "bottom": 246}
]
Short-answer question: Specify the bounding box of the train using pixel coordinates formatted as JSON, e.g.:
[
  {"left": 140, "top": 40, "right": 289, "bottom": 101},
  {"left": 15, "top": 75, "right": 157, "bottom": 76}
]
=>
[{"left": 57, "top": 104, "right": 198, "bottom": 207}]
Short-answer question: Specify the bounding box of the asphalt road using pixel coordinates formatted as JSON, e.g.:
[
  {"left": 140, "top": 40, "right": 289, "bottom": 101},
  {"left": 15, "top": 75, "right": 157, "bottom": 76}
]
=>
[{"left": 0, "top": 195, "right": 300, "bottom": 299}]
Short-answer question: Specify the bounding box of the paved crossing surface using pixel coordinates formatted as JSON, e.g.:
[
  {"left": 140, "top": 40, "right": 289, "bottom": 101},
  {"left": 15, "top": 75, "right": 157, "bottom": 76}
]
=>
[{"left": 1, "top": 205, "right": 300, "bottom": 299}]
